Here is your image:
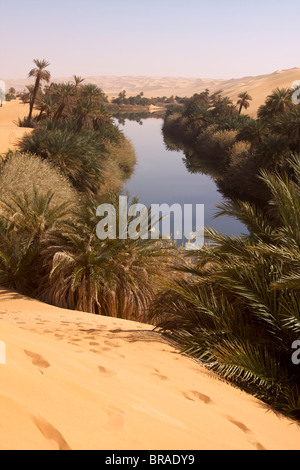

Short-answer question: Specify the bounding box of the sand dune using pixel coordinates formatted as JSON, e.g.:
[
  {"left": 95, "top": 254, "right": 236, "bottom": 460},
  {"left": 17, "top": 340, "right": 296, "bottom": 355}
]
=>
[
  {"left": 4, "top": 67, "right": 300, "bottom": 116},
  {"left": 0, "top": 288, "right": 300, "bottom": 450},
  {"left": 0, "top": 100, "right": 31, "bottom": 154}
]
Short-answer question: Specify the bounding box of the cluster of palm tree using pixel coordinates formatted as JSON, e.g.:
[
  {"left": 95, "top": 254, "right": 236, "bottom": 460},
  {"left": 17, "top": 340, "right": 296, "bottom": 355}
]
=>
[
  {"left": 150, "top": 155, "right": 300, "bottom": 421},
  {"left": 163, "top": 87, "right": 300, "bottom": 206},
  {"left": 21, "top": 59, "right": 112, "bottom": 130},
  {"left": 16, "top": 59, "right": 136, "bottom": 198},
  {"left": 0, "top": 167, "right": 174, "bottom": 321},
  {"left": 0, "top": 59, "right": 175, "bottom": 321}
]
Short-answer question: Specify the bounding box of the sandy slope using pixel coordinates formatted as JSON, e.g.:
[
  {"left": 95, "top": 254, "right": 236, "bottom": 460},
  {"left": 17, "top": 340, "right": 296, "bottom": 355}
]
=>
[
  {"left": 0, "top": 100, "right": 31, "bottom": 154},
  {"left": 4, "top": 67, "right": 300, "bottom": 116},
  {"left": 0, "top": 288, "right": 300, "bottom": 450}
]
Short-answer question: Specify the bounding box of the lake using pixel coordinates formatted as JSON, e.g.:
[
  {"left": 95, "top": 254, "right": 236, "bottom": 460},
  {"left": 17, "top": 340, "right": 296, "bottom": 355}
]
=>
[{"left": 117, "top": 118, "right": 246, "bottom": 240}]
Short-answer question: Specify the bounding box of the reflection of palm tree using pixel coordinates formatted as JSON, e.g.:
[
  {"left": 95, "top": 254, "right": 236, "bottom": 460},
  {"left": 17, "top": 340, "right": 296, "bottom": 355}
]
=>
[
  {"left": 28, "top": 59, "right": 51, "bottom": 122},
  {"left": 237, "top": 92, "right": 252, "bottom": 114}
]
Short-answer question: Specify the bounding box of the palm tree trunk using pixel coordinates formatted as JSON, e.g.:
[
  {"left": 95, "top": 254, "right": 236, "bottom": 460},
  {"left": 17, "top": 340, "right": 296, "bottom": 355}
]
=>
[{"left": 28, "top": 76, "right": 40, "bottom": 122}]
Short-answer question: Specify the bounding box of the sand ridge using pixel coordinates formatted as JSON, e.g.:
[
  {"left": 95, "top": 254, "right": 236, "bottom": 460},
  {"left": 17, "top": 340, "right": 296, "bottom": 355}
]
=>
[
  {"left": 3, "top": 67, "right": 300, "bottom": 116},
  {"left": 0, "top": 288, "right": 300, "bottom": 450},
  {"left": 0, "top": 100, "right": 31, "bottom": 154}
]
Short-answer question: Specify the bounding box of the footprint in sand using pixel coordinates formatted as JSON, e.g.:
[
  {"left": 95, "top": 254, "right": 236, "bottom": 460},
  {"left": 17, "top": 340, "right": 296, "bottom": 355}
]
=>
[
  {"left": 225, "top": 415, "right": 266, "bottom": 450},
  {"left": 55, "top": 334, "right": 64, "bottom": 340},
  {"left": 24, "top": 350, "right": 50, "bottom": 369},
  {"left": 152, "top": 371, "right": 168, "bottom": 381},
  {"left": 227, "top": 417, "right": 251, "bottom": 433},
  {"left": 104, "top": 340, "right": 121, "bottom": 348},
  {"left": 98, "top": 365, "right": 116, "bottom": 377},
  {"left": 32, "top": 415, "right": 71, "bottom": 450},
  {"left": 182, "top": 390, "right": 213, "bottom": 405}
]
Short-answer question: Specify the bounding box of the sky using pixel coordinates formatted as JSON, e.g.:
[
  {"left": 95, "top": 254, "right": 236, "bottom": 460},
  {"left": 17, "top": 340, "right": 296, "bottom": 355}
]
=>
[{"left": 0, "top": 0, "right": 299, "bottom": 79}]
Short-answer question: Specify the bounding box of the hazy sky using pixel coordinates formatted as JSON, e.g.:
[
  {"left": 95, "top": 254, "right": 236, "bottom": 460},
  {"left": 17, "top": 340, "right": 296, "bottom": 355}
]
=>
[{"left": 1, "top": 0, "right": 299, "bottom": 79}]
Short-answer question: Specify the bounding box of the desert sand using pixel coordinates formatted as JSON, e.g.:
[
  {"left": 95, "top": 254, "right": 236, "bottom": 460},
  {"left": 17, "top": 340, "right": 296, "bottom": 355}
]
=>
[
  {"left": 1, "top": 72, "right": 300, "bottom": 450},
  {"left": 4, "top": 67, "right": 300, "bottom": 116},
  {"left": 1, "top": 288, "right": 300, "bottom": 450},
  {"left": 0, "top": 100, "right": 31, "bottom": 154}
]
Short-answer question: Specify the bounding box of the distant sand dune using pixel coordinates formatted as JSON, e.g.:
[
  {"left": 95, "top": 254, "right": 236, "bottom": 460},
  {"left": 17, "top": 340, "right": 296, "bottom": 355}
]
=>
[{"left": 3, "top": 67, "right": 300, "bottom": 116}]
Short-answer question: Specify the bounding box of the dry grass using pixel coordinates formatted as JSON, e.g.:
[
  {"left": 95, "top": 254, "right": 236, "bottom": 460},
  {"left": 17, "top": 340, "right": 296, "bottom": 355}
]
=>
[{"left": 0, "top": 152, "right": 78, "bottom": 209}]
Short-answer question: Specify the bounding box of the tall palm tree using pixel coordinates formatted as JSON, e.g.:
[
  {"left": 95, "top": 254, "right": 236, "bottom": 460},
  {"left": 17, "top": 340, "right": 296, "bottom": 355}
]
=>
[
  {"left": 27, "top": 59, "right": 51, "bottom": 122},
  {"left": 237, "top": 91, "right": 252, "bottom": 114}
]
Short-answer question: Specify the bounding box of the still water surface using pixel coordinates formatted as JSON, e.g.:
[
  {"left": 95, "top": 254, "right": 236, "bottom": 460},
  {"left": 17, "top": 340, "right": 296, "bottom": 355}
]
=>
[{"left": 118, "top": 118, "right": 246, "bottom": 237}]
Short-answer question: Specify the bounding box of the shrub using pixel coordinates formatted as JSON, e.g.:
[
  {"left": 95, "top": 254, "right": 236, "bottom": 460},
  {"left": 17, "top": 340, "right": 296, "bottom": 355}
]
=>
[
  {"left": 150, "top": 156, "right": 300, "bottom": 422},
  {"left": 0, "top": 151, "right": 77, "bottom": 209}
]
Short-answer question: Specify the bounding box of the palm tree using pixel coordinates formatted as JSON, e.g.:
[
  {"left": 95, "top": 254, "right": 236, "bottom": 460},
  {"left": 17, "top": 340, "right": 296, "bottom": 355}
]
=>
[
  {"left": 27, "top": 59, "right": 51, "bottom": 122},
  {"left": 35, "top": 93, "right": 58, "bottom": 120},
  {"left": 73, "top": 75, "right": 85, "bottom": 90},
  {"left": 38, "top": 197, "right": 174, "bottom": 321},
  {"left": 258, "top": 87, "right": 293, "bottom": 119},
  {"left": 0, "top": 187, "right": 71, "bottom": 294},
  {"left": 52, "top": 82, "right": 75, "bottom": 120},
  {"left": 256, "top": 134, "right": 290, "bottom": 165},
  {"left": 236, "top": 118, "right": 267, "bottom": 147},
  {"left": 210, "top": 95, "right": 237, "bottom": 117},
  {"left": 276, "top": 108, "right": 300, "bottom": 154},
  {"left": 18, "top": 119, "right": 107, "bottom": 196},
  {"left": 150, "top": 156, "right": 300, "bottom": 421},
  {"left": 80, "top": 83, "right": 105, "bottom": 103},
  {"left": 237, "top": 91, "right": 252, "bottom": 114}
]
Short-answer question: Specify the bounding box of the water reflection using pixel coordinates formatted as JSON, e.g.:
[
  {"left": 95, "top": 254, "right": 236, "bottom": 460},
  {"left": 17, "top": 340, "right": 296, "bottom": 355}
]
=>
[{"left": 117, "top": 118, "right": 247, "bottom": 237}]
